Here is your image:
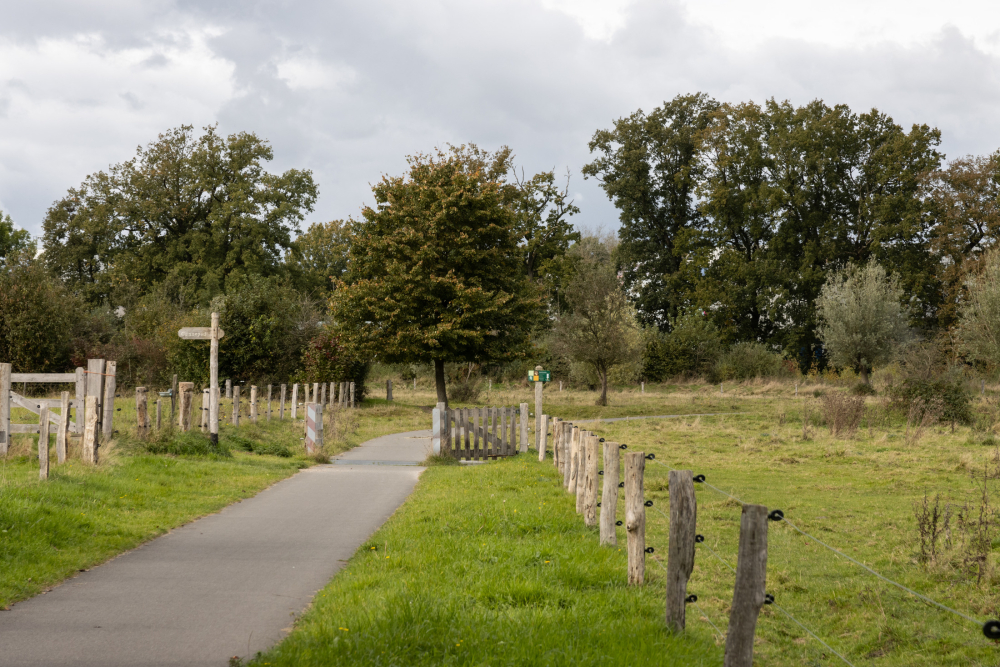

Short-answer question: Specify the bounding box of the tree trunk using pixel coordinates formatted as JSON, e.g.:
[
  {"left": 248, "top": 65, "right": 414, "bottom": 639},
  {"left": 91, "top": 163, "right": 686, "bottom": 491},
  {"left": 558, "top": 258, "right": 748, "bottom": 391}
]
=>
[
  {"left": 435, "top": 359, "right": 448, "bottom": 407},
  {"left": 860, "top": 366, "right": 870, "bottom": 385},
  {"left": 597, "top": 369, "right": 608, "bottom": 406}
]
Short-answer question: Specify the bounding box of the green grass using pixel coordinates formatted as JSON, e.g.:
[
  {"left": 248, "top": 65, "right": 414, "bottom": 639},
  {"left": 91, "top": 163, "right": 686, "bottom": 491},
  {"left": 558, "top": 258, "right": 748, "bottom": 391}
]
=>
[{"left": 250, "top": 456, "right": 720, "bottom": 667}]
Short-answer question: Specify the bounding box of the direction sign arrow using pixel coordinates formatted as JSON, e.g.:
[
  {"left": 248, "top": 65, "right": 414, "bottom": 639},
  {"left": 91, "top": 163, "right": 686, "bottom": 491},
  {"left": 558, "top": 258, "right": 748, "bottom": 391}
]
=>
[{"left": 177, "top": 327, "right": 225, "bottom": 340}]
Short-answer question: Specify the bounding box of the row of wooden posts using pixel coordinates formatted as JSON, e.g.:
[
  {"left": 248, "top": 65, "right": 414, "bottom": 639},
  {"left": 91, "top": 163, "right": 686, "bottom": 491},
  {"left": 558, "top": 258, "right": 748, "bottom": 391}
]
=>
[
  {"left": 540, "top": 416, "right": 771, "bottom": 667},
  {"left": 133, "top": 379, "right": 358, "bottom": 436}
]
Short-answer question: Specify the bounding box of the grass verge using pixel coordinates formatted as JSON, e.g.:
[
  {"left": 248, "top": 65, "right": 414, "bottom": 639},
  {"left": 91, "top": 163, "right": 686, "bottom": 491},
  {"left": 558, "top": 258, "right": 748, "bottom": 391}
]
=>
[{"left": 250, "top": 455, "right": 720, "bottom": 667}]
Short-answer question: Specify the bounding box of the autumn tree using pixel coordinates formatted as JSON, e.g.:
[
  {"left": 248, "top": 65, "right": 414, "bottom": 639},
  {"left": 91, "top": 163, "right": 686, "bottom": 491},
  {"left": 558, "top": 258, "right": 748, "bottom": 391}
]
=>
[
  {"left": 0, "top": 210, "right": 33, "bottom": 265},
  {"left": 956, "top": 249, "right": 1000, "bottom": 369},
  {"left": 329, "top": 145, "right": 540, "bottom": 405},
  {"left": 287, "top": 219, "right": 352, "bottom": 297},
  {"left": 42, "top": 125, "right": 317, "bottom": 307}
]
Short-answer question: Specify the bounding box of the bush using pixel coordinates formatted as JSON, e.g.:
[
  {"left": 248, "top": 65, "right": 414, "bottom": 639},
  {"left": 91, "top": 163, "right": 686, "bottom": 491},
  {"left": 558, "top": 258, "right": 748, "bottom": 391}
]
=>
[
  {"left": 851, "top": 382, "right": 877, "bottom": 396},
  {"left": 895, "top": 377, "right": 972, "bottom": 425},
  {"left": 709, "top": 342, "right": 784, "bottom": 382},
  {"left": 642, "top": 310, "right": 722, "bottom": 381},
  {"left": 820, "top": 392, "right": 866, "bottom": 437},
  {"left": 297, "top": 329, "right": 370, "bottom": 401},
  {"left": 448, "top": 377, "right": 483, "bottom": 403},
  {"left": 145, "top": 430, "right": 231, "bottom": 457}
]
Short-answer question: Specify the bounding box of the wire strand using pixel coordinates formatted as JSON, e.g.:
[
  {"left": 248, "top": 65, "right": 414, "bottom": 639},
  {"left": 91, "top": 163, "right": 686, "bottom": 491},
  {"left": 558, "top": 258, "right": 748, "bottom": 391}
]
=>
[
  {"left": 699, "top": 542, "right": 737, "bottom": 575},
  {"left": 649, "top": 459, "right": 745, "bottom": 503},
  {"left": 649, "top": 556, "right": 723, "bottom": 639},
  {"left": 779, "top": 516, "right": 985, "bottom": 628},
  {"left": 770, "top": 601, "right": 857, "bottom": 667}
]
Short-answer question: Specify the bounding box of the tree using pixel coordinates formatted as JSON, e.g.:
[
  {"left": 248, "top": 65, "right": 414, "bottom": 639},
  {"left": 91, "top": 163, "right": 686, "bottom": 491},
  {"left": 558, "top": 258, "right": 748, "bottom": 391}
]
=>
[
  {"left": 551, "top": 236, "right": 643, "bottom": 405},
  {"left": 583, "top": 93, "right": 719, "bottom": 329},
  {"left": 287, "top": 219, "right": 352, "bottom": 297},
  {"left": 42, "top": 125, "right": 317, "bottom": 307},
  {"left": 642, "top": 309, "right": 722, "bottom": 381},
  {"left": 816, "top": 263, "right": 909, "bottom": 384},
  {"left": 956, "top": 249, "right": 1000, "bottom": 369},
  {"left": 0, "top": 210, "right": 33, "bottom": 265},
  {"left": 329, "top": 145, "right": 540, "bottom": 405},
  {"left": 511, "top": 169, "right": 580, "bottom": 279}
]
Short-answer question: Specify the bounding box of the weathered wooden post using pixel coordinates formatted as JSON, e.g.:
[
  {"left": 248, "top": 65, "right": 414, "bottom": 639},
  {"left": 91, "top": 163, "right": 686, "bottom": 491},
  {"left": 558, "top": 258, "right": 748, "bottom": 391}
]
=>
[
  {"left": 171, "top": 374, "right": 178, "bottom": 426},
  {"left": 350, "top": 381, "right": 356, "bottom": 407},
  {"left": 83, "top": 396, "right": 99, "bottom": 464},
  {"left": 291, "top": 384, "right": 299, "bottom": 420},
  {"left": 250, "top": 386, "right": 258, "bottom": 423},
  {"left": 74, "top": 366, "right": 85, "bottom": 435},
  {"left": 584, "top": 436, "right": 599, "bottom": 527},
  {"left": 538, "top": 415, "right": 549, "bottom": 462},
  {"left": 200, "top": 389, "right": 209, "bottom": 431},
  {"left": 280, "top": 384, "right": 287, "bottom": 420},
  {"left": 666, "top": 470, "right": 697, "bottom": 633},
  {"left": 519, "top": 403, "right": 529, "bottom": 453},
  {"left": 267, "top": 385, "right": 273, "bottom": 421},
  {"left": 576, "top": 433, "right": 590, "bottom": 514},
  {"left": 625, "top": 451, "right": 646, "bottom": 585},
  {"left": 565, "top": 425, "right": 578, "bottom": 490},
  {"left": 534, "top": 366, "right": 543, "bottom": 449},
  {"left": 600, "top": 441, "right": 620, "bottom": 545},
  {"left": 386, "top": 378, "right": 393, "bottom": 401},
  {"left": 724, "top": 505, "right": 769, "bottom": 667},
  {"left": 136, "top": 387, "right": 149, "bottom": 438},
  {"left": 156, "top": 398, "right": 162, "bottom": 430},
  {"left": 57, "top": 391, "right": 70, "bottom": 463},
  {"left": 641, "top": 381, "right": 644, "bottom": 394},
  {"left": 0, "top": 362, "right": 10, "bottom": 455},
  {"left": 319, "top": 382, "right": 326, "bottom": 406},
  {"left": 178, "top": 382, "right": 194, "bottom": 431},
  {"left": 226, "top": 378, "right": 232, "bottom": 399},
  {"left": 38, "top": 406, "right": 50, "bottom": 480},
  {"left": 304, "top": 403, "right": 323, "bottom": 453},
  {"left": 312, "top": 383, "right": 319, "bottom": 408},
  {"left": 230, "top": 385, "right": 240, "bottom": 425},
  {"left": 86, "top": 358, "right": 106, "bottom": 437},
  {"left": 101, "top": 360, "right": 117, "bottom": 440}
]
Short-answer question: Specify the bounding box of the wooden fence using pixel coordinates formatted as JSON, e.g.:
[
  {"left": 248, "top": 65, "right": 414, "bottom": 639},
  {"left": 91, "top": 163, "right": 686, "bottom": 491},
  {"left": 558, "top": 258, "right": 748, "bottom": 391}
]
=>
[{"left": 435, "top": 406, "right": 523, "bottom": 460}]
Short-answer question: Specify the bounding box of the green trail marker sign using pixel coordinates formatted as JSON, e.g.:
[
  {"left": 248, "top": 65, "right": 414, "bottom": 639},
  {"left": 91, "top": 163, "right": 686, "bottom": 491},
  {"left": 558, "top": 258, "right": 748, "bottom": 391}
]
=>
[{"left": 528, "top": 370, "right": 551, "bottom": 383}]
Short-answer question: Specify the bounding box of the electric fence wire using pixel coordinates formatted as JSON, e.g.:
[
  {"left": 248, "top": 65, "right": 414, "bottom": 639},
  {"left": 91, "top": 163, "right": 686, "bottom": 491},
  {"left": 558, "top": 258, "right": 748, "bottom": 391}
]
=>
[
  {"left": 647, "top": 457, "right": 997, "bottom": 635},
  {"left": 649, "top": 555, "right": 724, "bottom": 639}
]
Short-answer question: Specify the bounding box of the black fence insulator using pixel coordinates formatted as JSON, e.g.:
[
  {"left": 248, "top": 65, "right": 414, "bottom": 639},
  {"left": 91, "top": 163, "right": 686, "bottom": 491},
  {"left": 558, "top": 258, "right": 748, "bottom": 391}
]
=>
[
  {"left": 768, "top": 509, "right": 784, "bottom": 521},
  {"left": 597, "top": 502, "right": 601, "bottom": 507},
  {"left": 764, "top": 593, "right": 775, "bottom": 605},
  {"left": 599, "top": 438, "right": 605, "bottom": 442},
  {"left": 598, "top": 470, "right": 604, "bottom": 475},
  {"left": 619, "top": 444, "right": 628, "bottom": 449},
  {"left": 113, "top": 430, "right": 119, "bottom": 435},
  {"left": 116, "top": 408, "right": 121, "bottom": 412},
  {"left": 618, "top": 482, "right": 625, "bottom": 488},
  {"left": 983, "top": 620, "right": 1000, "bottom": 640},
  {"left": 685, "top": 594, "right": 698, "bottom": 603},
  {"left": 645, "top": 453, "right": 655, "bottom": 460},
  {"left": 616, "top": 520, "right": 623, "bottom": 526},
  {"left": 645, "top": 547, "right": 655, "bottom": 554},
  {"left": 644, "top": 500, "right": 653, "bottom": 507},
  {"left": 693, "top": 474, "right": 706, "bottom": 483},
  {"left": 695, "top": 534, "right": 704, "bottom": 543}
]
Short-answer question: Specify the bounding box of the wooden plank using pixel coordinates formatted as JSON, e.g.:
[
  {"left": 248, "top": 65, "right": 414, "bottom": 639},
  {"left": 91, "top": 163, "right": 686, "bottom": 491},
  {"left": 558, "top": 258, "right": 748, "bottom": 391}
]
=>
[
  {"left": 83, "top": 395, "right": 99, "bottom": 464},
  {"left": 600, "top": 441, "right": 620, "bottom": 546},
  {"left": 10, "top": 424, "right": 41, "bottom": 434},
  {"left": 666, "top": 470, "right": 697, "bottom": 633},
  {"left": 74, "top": 367, "right": 85, "bottom": 435},
  {"left": 57, "top": 391, "right": 70, "bottom": 463},
  {"left": 86, "top": 359, "right": 105, "bottom": 434},
  {"left": 102, "top": 361, "right": 116, "bottom": 440},
  {"left": 10, "top": 373, "right": 78, "bottom": 383},
  {"left": 0, "top": 362, "right": 10, "bottom": 455},
  {"left": 38, "top": 406, "right": 50, "bottom": 480},
  {"left": 724, "top": 505, "right": 769, "bottom": 667},
  {"left": 179, "top": 382, "right": 194, "bottom": 431},
  {"left": 625, "top": 451, "right": 646, "bottom": 585}
]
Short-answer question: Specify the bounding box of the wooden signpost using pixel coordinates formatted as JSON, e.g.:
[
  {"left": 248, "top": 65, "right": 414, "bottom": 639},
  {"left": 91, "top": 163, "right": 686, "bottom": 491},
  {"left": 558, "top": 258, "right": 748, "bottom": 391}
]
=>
[{"left": 177, "top": 314, "right": 224, "bottom": 445}]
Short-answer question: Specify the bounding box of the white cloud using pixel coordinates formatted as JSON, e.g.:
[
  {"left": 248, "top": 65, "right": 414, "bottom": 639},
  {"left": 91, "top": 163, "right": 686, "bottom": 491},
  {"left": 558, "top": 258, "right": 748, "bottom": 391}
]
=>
[{"left": 275, "top": 56, "right": 356, "bottom": 91}]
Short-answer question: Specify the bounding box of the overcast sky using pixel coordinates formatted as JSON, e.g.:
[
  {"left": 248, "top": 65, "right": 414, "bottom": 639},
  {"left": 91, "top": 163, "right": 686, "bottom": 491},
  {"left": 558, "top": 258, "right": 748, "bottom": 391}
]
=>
[{"left": 2, "top": 0, "right": 999, "bottom": 237}]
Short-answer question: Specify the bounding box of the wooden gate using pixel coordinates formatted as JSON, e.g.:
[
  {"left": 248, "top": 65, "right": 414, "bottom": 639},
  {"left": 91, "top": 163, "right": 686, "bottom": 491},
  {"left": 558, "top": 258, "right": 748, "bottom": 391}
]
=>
[{"left": 438, "top": 406, "right": 520, "bottom": 460}]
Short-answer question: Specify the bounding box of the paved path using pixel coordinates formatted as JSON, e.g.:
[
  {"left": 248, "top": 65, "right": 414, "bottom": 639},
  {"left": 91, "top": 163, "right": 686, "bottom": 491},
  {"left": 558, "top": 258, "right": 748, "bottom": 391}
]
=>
[{"left": 0, "top": 430, "right": 432, "bottom": 667}]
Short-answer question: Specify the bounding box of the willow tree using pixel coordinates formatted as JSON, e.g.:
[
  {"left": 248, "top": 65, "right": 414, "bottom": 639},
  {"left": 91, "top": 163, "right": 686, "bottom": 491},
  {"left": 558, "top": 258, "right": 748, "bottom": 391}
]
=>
[{"left": 329, "top": 145, "right": 539, "bottom": 405}]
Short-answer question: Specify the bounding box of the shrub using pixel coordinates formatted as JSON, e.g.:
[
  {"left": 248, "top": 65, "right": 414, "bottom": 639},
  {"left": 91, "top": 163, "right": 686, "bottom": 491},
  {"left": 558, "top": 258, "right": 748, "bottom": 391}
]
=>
[
  {"left": 642, "top": 310, "right": 722, "bottom": 381},
  {"left": 297, "top": 329, "right": 370, "bottom": 401},
  {"left": 851, "top": 382, "right": 877, "bottom": 396},
  {"left": 896, "top": 377, "right": 971, "bottom": 425},
  {"left": 820, "top": 392, "right": 866, "bottom": 438},
  {"left": 709, "top": 342, "right": 784, "bottom": 382},
  {"left": 448, "top": 378, "right": 483, "bottom": 403}
]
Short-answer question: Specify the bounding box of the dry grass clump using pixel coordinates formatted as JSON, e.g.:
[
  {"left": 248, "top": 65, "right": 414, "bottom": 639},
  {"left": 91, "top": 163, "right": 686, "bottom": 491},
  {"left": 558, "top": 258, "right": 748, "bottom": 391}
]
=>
[{"left": 820, "top": 392, "right": 866, "bottom": 438}]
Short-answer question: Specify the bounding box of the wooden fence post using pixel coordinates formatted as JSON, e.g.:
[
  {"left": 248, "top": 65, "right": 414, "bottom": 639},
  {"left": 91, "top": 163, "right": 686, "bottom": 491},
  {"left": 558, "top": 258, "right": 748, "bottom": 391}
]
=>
[
  {"left": 83, "top": 396, "right": 99, "bottom": 464},
  {"left": 200, "top": 389, "right": 210, "bottom": 431},
  {"left": 584, "top": 435, "right": 599, "bottom": 527},
  {"left": 101, "top": 360, "right": 117, "bottom": 441},
  {"left": 565, "top": 425, "right": 578, "bottom": 490},
  {"left": 156, "top": 398, "right": 162, "bottom": 430},
  {"left": 280, "top": 384, "right": 287, "bottom": 420},
  {"left": 225, "top": 378, "right": 232, "bottom": 399},
  {"left": 86, "top": 358, "right": 105, "bottom": 437},
  {"left": 600, "top": 441, "right": 620, "bottom": 545},
  {"left": 538, "top": 415, "right": 549, "bottom": 462},
  {"left": 171, "top": 374, "right": 178, "bottom": 425},
  {"left": 178, "top": 382, "right": 194, "bottom": 432},
  {"left": 232, "top": 385, "right": 241, "bottom": 425},
  {"left": 250, "top": 386, "right": 258, "bottom": 423},
  {"left": 519, "top": 403, "right": 529, "bottom": 453},
  {"left": 291, "top": 384, "right": 298, "bottom": 420},
  {"left": 136, "top": 387, "right": 148, "bottom": 439},
  {"left": 666, "top": 470, "right": 697, "bottom": 633},
  {"left": 38, "top": 406, "right": 50, "bottom": 480},
  {"left": 625, "top": 451, "right": 646, "bottom": 585},
  {"left": 57, "top": 391, "right": 70, "bottom": 463},
  {"left": 550, "top": 417, "right": 560, "bottom": 468},
  {"left": 350, "top": 381, "right": 356, "bottom": 407},
  {"left": 267, "top": 385, "right": 273, "bottom": 421},
  {"left": 576, "top": 432, "right": 590, "bottom": 514},
  {"left": 724, "top": 504, "right": 769, "bottom": 667},
  {"left": 387, "top": 378, "right": 393, "bottom": 401},
  {"left": 74, "top": 367, "right": 85, "bottom": 435},
  {"left": 0, "top": 362, "right": 10, "bottom": 455},
  {"left": 534, "top": 366, "right": 543, "bottom": 450}
]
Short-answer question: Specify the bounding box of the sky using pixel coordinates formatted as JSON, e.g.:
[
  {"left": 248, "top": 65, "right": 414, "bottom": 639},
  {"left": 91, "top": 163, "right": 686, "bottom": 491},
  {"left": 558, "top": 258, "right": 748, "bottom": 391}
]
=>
[{"left": 1, "top": 0, "right": 999, "bottom": 238}]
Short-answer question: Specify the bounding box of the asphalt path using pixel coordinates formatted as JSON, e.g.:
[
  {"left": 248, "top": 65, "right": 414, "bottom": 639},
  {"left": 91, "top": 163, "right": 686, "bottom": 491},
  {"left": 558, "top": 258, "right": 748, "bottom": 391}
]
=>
[{"left": 0, "top": 430, "right": 432, "bottom": 667}]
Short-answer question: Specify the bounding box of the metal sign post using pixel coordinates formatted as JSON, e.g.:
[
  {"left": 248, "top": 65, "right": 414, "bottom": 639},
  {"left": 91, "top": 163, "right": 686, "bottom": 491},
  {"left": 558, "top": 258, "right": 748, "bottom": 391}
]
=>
[{"left": 177, "top": 316, "right": 225, "bottom": 446}]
